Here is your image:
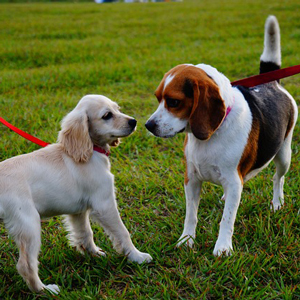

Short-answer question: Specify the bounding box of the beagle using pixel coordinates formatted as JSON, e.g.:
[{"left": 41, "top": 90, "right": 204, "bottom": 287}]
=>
[{"left": 145, "top": 16, "right": 298, "bottom": 256}]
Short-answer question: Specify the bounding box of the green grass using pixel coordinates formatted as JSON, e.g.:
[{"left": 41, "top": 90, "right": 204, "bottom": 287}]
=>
[{"left": 0, "top": 0, "right": 299, "bottom": 298}]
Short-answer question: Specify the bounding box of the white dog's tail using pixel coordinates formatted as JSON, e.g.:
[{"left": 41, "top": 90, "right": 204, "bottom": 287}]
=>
[{"left": 260, "top": 15, "right": 281, "bottom": 74}]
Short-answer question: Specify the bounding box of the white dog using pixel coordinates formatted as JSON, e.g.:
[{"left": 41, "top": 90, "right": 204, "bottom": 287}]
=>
[{"left": 0, "top": 95, "right": 152, "bottom": 294}]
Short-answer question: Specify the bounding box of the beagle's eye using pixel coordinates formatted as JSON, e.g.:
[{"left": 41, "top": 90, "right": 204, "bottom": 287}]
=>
[
  {"left": 166, "top": 98, "right": 180, "bottom": 108},
  {"left": 102, "top": 112, "right": 113, "bottom": 120}
]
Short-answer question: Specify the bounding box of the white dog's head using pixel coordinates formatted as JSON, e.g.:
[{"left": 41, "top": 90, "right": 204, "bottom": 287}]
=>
[{"left": 58, "top": 95, "right": 137, "bottom": 163}]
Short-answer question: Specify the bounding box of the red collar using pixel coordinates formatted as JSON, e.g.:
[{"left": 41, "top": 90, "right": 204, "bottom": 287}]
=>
[{"left": 93, "top": 145, "right": 110, "bottom": 157}]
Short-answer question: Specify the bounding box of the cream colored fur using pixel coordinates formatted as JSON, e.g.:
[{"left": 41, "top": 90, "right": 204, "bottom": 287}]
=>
[{"left": 0, "top": 94, "right": 152, "bottom": 294}]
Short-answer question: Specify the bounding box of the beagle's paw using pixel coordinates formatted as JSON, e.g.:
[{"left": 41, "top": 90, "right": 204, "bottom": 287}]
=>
[
  {"left": 176, "top": 234, "right": 195, "bottom": 248},
  {"left": 270, "top": 199, "right": 284, "bottom": 211},
  {"left": 213, "top": 239, "right": 233, "bottom": 257}
]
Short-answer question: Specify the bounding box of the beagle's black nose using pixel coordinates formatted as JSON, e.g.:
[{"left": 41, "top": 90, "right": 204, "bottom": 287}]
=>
[
  {"left": 128, "top": 119, "right": 137, "bottom": 129},
  {"left": 145, "top": 120, "right": 157, "bottom": 133}
]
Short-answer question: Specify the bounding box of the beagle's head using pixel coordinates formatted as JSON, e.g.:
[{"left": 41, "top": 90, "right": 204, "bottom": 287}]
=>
[{"left": 145, "top": 64, "right": 226, "bottom": 140}]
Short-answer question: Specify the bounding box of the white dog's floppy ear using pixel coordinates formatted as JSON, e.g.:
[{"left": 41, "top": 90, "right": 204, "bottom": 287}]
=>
[
  {"left": 58, "top": 109, "right": 93, "bottom": 163},
  {"left": 190, "top": 78, "right": 226, "bottom": 140}
]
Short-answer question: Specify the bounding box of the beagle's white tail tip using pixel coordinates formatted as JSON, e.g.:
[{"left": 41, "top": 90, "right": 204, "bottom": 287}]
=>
[{"left": 260, "top": 15, "right": 281, "bottom": 73}]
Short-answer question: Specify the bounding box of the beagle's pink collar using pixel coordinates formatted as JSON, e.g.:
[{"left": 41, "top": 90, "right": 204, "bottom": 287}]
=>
[
  {"left": 93, "top": 145, "right": 110, "bottom": 157},
  {"left": 225, "top": 105, "right": 233, "bottom": 118},
  {"left": 225, "top": 97, "right": 235, "bottom": 119}
]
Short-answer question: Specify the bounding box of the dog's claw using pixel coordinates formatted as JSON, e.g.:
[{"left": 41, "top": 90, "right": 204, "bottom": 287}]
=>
[
  {"left": 176, "top": 235, "right": 195, "bottom": 248},
  {"left": 213, "top": 239, "right": 233, "bottom": 256},
  {"left": 44, "top": 284, "right": 60, "bottom": 295},
  {"left": 94, "top": 246, "right": 106, "bottom": 257}
]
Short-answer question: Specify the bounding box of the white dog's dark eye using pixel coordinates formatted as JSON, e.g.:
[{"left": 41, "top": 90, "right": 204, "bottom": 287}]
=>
[
  {"left": 166, "top": 98, "right": 180, "bottom": 108},
  {"left": 102, "top": 112, "right": 113, "bottom": 120}
]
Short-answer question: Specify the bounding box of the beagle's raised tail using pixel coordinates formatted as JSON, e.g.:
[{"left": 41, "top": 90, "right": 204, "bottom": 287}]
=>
[{"left": 260, "top": 15, "right": 281, "bottom": 74}]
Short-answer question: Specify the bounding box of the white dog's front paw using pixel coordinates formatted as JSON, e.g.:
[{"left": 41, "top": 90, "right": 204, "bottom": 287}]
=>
[
  {"left": 93, "top": 246, "right": 106, "bottom": 257},
  {"left": 77, "top": 244, "right": 106, "bottom": 257},
  {"left": 213, "top": 239, "right": 233, "bottom": 257},
  {"left": 128, "top": 250, "right": 152, "bottom": 264},
  {"left": 176, "top": 234, "right": 195, "bottom": 248},
  {"left": 44, "top": 284, "right": 60, "bottom": 295}
]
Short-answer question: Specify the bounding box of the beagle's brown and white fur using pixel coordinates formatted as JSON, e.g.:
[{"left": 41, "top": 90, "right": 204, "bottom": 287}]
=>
[{"left": 145, "top": 16, "right": 298, "bottom": 256}]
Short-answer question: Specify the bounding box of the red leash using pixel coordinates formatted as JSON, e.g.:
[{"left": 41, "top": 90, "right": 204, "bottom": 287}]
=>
[
  {"left": 0, "top": 116, "right": 49, "bottom": 148},
  {"left": 0, "top": 117, "right": 110, "bottom": 156},
  {"left": 231, "top": 64, "right": 300, "bottom": 87},
  {"left": 1, "top": 64, "right": 300, "bottom": 150}
]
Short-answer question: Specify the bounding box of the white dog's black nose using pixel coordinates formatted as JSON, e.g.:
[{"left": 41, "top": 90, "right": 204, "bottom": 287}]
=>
[
  {"left": 145, "top": 120, "right": 156, "bottom": 133},
  {"left": 128, "top": 119, "right": 137, "bottom": 129}
]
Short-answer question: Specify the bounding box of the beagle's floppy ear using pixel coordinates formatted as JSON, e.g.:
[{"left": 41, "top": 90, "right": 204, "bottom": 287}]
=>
[
  {"left": 189, "top": 79, "right": 226, "bottom": 140},
  {"left": 58, "top": 109, "right": 93, "bottom": 163}
]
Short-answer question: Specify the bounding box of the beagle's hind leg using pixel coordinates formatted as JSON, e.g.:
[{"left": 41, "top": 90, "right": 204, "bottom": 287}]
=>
[
  {"left": 272, "top": 136, "right": 292, "bottom": 211},
  {"left": 64, "top": 211, "right": 106, "bottom": 257}
]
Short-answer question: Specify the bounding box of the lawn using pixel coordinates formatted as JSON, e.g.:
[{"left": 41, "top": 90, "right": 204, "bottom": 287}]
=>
[{"left": 0, "top": 0, "right": 299, "bottom": 299}]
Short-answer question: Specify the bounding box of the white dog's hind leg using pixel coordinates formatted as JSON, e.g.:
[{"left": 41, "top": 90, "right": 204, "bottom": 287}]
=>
[
  {"left": 8, "top": 206, "right": 59, "bottom": 294},
  {"left": 91, "top": 199, "right": 152, "bottom": 264},
  {"left": 64, "top": 211, "right": 106, "bottom": 256}
]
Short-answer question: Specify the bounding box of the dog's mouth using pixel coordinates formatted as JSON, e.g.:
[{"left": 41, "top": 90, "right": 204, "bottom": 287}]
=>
[
  {"left": 145, "top": 119, "right": 186, "bottom": 138},
  {"left": 111, "top": 128, "right": 135, "bottom": 138},
  {"left": 111, "top": 119, "right": 137, "bottom": 138},
  {"left": 157, "top": 127, "right": 186, "bottom": 139}
]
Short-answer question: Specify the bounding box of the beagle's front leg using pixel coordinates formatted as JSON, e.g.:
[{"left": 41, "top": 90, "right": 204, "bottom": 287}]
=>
[
  {"left": 177, "top": 163, "right": 202, "bottom": 248},
  {"left": 213, "top": 174, "right": 243, "bottom": 256}
]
